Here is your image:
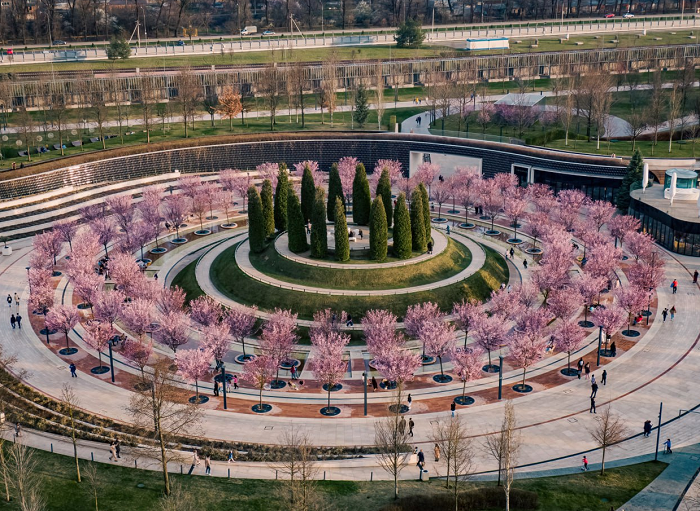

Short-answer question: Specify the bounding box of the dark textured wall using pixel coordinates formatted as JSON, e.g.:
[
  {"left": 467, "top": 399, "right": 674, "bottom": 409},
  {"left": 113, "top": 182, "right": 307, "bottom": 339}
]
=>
[{"left": 0, "top": 133, "right": 628, "bottom": 200}]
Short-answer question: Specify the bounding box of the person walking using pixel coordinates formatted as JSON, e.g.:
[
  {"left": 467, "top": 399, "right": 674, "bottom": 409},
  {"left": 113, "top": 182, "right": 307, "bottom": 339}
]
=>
[
  {"left": 509, "top": 247, "right": 515, "bottom": 258},
  {"left": 694, "top": 270, "right": 698, "bottom": 283},
  {"left": 450, "top": 401, "right": 456, "bottom": 417},
  {"left": 523, "top": 259, "right": 528, "bottom": 269},
  {"left": 408, "top": 418, "right": 415, "bottom": 437},
  {"left": 6, "top": 295, "right": 11, "bottom": 308},
  {"left": 584, "top": 362, "right": 591, "bottom": 380},
  {"left": 399, "top": 417, "right": 406, "bottom": 435},
  {"left": 417, "top": 449, "right": 425, "bottom": 470},
  {"left": 15, "top": 314, "right": 21, "bottom": 329},
  {"left": 601, "top": 369, "right": 607, "bottom": 386},
  {"left": 670, "top": 305, "right": 676, "bottom": 321},
  {"left": 233, "top": 374, "right": 239, "bottom": 390},
  {"left": 69, "top": 363, "right": 77, "bottom": 377},
  {"left": 371, "top": 376, "right": 378, "bottom": 392},
  {"left": 671, "top": 279, "right": 678, "bottom": 294},
  {"left": 187, "top": 449, "right": 200, "bottom": 475},
  {"left": 577, "top": 357, "right": 584, "bottom": 379},
  {"left": 581, "top": 456, "right": 588, "bottom": 471},
  {"left": 14, "top": 423, "right": 21, "bottom": 438},
  {"left": 213, "top": 380, "right": 219, "bottom": 397},
  {"left": 590, "top": 396, "right": 596, "bottom": 414},
  {"left": 662, "top": 308, "right": 668, "bottom": 322},
  {"left": 407, "top": 393, "right": 412, "bottom": 410},
  {"left": 204, "top": 454, "right": 212, "bottom": 475},
  {"left": 10, "top": 314, "right": 15, "bottom": 330},
  {"left": 446, "top": 225, "right": 450, "bottom": 236},
  {"left": 290, "top": 365, "right": 297, "bottom": 380},
  {"left": 109, "top": 441, "right": 118, "bottom": 462},
  {"left": 610, "top": 341, "right": 617, "bottom": 357},
  {"left": 13, "top": 294, "right": 19, "bottom": 311},
  {"left": 591, "top": 381, "right": 598, "bottom": 398},
  {"left": 434, "top": 444, "right": 441, "bottom": 462},
  {"left": 427, "top": 241, "right": 433, "bottom": 255},
  {"left": 664, "top": 438, "right": 673, "bottom": 454},
  {"left": 227, "top": 450, "right": 235, "bottom": 463},
  {"left": 643, "top": 420, "right": 652, "bottom": 437}
]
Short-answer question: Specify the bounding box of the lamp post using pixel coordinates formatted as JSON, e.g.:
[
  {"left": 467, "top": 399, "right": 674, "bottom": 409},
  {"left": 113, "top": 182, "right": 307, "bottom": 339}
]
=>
[
  {"left": 108, "top": 341, "right": 115, "bottom": 383},
  {"left": 596, "top": 326, "right": 603, "bottom": 366},
  {"left": 654, "top": 402, "right": 663, "bottom": 461},
  {"left": 497, "top": 355, "right": 503, "bottom": 399},
  {"left": 25, "top": 267, "right": 30, "bottom": 293},
  {"left": 221, "top": 363, "right": 228, "bottom": 410},
  {"left": 362, "top": 371, "right": 367, "bottom": 416}
]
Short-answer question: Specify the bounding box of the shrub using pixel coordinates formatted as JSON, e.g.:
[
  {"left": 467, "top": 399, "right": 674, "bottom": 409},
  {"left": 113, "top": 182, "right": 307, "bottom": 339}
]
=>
[
  {"left": 376, "top": 167, "right": 393, "bottom": 227},
  {"left": 274, "top": 164, "right": 289, "bottom": 231},
  {"left": 301, "top": 166, "right": 316, "bottom": 223},
  {"left": 616, "top": 149, "right": 644, "bottom": 211},
  {"left": 353, "top": 163, "right": 371, "bottom": 225},
  {"left": 334, "top": 197, "right": 350, "bottom": 262},
  {"left": 260, "top": 179, "right": 275, "bottom": 237},
  {"left": 410, "top": 188, "right": 427, "bottom": 252},
  {"left": 247, "top": 186, "right": 266, "bottom": 253},
  {"left": 327, "top": 163, "right": 345, "bottom": 221},
  {"left": 310, "top": 187, "right": 328, "bottom": 258},
  {"left": 419, "top": 183, "right": 431, "bottom": 240},
  {"left": 287, "top": 189, "right": 308, "bottom": 253},
  {"left": 370, "top": 196, "right": 388, "bottom": 261},
  {"left": 392, "top": 193, "right": 412, "bottom": 259}
]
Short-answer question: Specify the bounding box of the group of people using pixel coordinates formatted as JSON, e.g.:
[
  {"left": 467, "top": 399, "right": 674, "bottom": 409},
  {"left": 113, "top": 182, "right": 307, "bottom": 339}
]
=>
[
  {"left": 7, "top": 294, "right": 21, "bottom": 330},
  {"left": 213, "top": 375, "right": 240, "bottom": 397},
  {"left": 108, "top": 439, "right": 121, "bottom": 462}
]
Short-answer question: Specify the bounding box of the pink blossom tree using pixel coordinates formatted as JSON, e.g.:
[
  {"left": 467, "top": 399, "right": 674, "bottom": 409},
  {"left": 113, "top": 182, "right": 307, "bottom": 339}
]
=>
[
  {"left": 472, "top": 313, "right": 508, "bottom": 372},
  {"left": 374, "top": 160, "right": 403, "bottom": 187},
  {"left": 189, "top": 295, "right": 223, "bottom": 326},
  {"left": 421, "top": 320, "right": 456, "bottom": 382},
  {"left": 227, "top": 306, "right": 259, "bottom": 361},
  {"left": 156, "top": 286, "right": 186, "bottom": 316},
  {"left": 46, "top": 304, "right": 81, "bottom": 352},
  {"left": 515, "top": 308, "right": 550, "bottom": 342},
  {"left": 81, "top": 203, "right": 105, "bottom": 223},
  {"left": 527, "top": 183, "right": 556, "bottom": 215},
  {"left": 592, "top": 304, "right": 627, "bottom": 351},
  {"left": 132, "top": 220, "right": 156, "bottom": 262},
  {"left": 627, "top": 258, "right": 665, "bottom": 291},
  {"left": 454, "top": 167, "right": 481, "bottom": 228},
  {"left": 556, "top": 189, "right": 589, "bottom": 232},
  {"left": 294, "top": 161, "right": 322, "bottom": 185},
  {"left": 524, "top": 211, "right": 549, "bottom": 249},
  {"left": 34, "top": 230, "right": 63, "bottom": 275},
  {"left": 190, "top": 192, "right": 209, "bottom": 233},
  {"left": 364, "top": 309, "right": 401, "bottom": 362},
  {"left": 577, "top": 273, "right": 605, "bottom": 327},
  {"left": 585, "top": 243, "right": 622, "bottom": 283},
  {"left": 242, "top": 354, "right": 277, "bottom": 412},
  {"left": 259, "top": 309, "right": 298, "bottom": 388},
  {"left": 83, "top": 321, "right": 112, "bottom": 372},
  {"left": 139, "top": 185, "right": 164, "bottom": 250},
  {"left": 108, "top": 251, "right": 141, "bottom": 296},
  {"left": 107, "top": 194, "right": 135, "bottom": 245},
  {"left": 452, "top": 299, "right": 484, "bottom": 348},
  {"left": 614, "top": 285, "right": 648, "bottom": 336},
  {"left": 178, "top": 175, "right": 203, "bottom": 200},
  {"left": 90, "top": 217, "right": 117, "bottom": 258},
  {"left": 161, "top": 194, "right": 189, "bottom": 241},
  {"left": 532, "top": 230, "right": 573, "bottom": 304},
  {"left": 201, "top": 321, "right": 231, "bottom": 370},
  {"left": 625, "top": 231, "right": 655, "bottom": 263},
  {"left": 588, "top": 200, "right": 615, "bottom": 232},
  {"left": 201, "top": 182, "right": 220, "bottom": 220},
  {"left": 415, "top": 162, "right": 440, "bottom": 195},
  {"left": 311, "top": 308, "right": 348, "bottom": 337},
  {"left": 489, "top": 288, "right": 525, "bottom": 322},
  {"left": 492, "top": 172, "right": 518, "bottom": 210},
  {"left": 547, "top": 288, "right": 582, "bottom": 321},
  {"left": 375, "top": 346, "right": 422, "bottom": 393},
  {"left": 256, "top": 162, "right": 280, "bottom": 190},
  {"left": 311, "top": 329, "right": 349, "bottom": 413},
  {"left": 553, "top": 320, "right": 587, "bottom": 376},
  {"left": 404, "top": 302, "right": 443, "bottom": 361},
  {"left": 93, "top": 289, "right": 125, "bottom": 335},
  {"left": 231, "top": 172, "right": 252, "bottom": 212},
  {"left": 54, "top": 218, "right": 78, "bottom": 253},
  {"left": 72, "top": 272, "right": 104, "bottom": 314},
  {"left": 157, "top": 311, "right": 190, "bottom": 353},
  {"left": 29, "top": 267, "right": 55, "bottom": 343},
  {"left": 479, "top": 179, "right": 503, "bottom": 233},
  {"left": 504, "top": 188, "right": 527, "bottom": 242},
  {"left": 608, "top": 214, "right": 641, "bottom": 249},
  {"left": 452, "top": 347, "right": 484, "bottom": 405},
  {"left": 510, "top": 332, "right": 547, "bottom": 392},
  {"left": 120, "top": 298, "right": 155, "bottom": 343},
  {"left": 122, "top": 338, "right": 153, "bottom": 379},
  {"left": 431, "top": 180, "right": 451, "bottom": 220},
  {"left": 176, "top": 348, "right": 212, "bottom": 404}
]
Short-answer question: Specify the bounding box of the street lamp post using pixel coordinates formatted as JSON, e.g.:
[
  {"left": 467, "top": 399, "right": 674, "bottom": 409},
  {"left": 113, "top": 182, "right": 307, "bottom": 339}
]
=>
[
  {"left": 221, "top": 364, "right": 228, "bottom": 410},
  {"left": 596, "top": 326, "right": 603, "bottom": 366},
  {"left": 108, "top": 342, "right": 115, "bottom": 383},
  {"left": 362, "top": 372, "right": 367, "bottom": 416},
  {"left": 654, "top": 402, "right": 663, "bottom": 460}
]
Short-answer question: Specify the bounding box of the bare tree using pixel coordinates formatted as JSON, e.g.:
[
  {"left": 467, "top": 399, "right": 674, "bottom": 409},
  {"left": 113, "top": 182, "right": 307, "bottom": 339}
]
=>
[
  {"left": 82, "top": 462, "right": 100, "bottom": 511},
  {"left": 60, "top": 384, "right": 82, "bottom": 483},
  {"left": 321, "top": 53, "right": 338, "bottom": 127},
  {"left": 126, "top": 359, "right": 203, "bottom": 495},
  {"left": 667, "top": 82, "right": 683, "bottom": 154},
  {"left": 431, "top": 416, "right": 474, "bottom": 511},
  {"left": 176, "top": 67, "right": 203, "bottom": 138},
  {"left": 555, "top": 75, "right": 576, "bottom": 146},
  {"left": 16, "top": 106, "right": 35, "bottom": 162},
  {"left": 374, "top": 388, "right": 411, "bottom": 500},
  {"left": 141, "top": 75, "right": 158, "bottom": 144},
  {"left": 8, "top": 442, "right": 44, "bottom": 511},
  {"left": 259, "top": 63, "right": 281, "bottom": 131},
  {"left": 373, "top": 62, "right": 385, "bottom": 130},
  {"left": 108, "top": 70, "right": 126, "bottom": 145},
  {"left": 89, "top": 84, "right": 108, "bottom": 150},
  {"left": 588, "top": 406, "right": 627, "bottom": 475},
  {"left": 289, "top": 61, "right": 308, "bottom": 128},
  {"left": 274, "top": 427, "right": 320, "bottom": 511},
  {"left": 648, "top": 71, "right": 664, "bottom": 153},
  {"left": 627, "top": 111, "right": 649, "bottom": 151},
  {"left": 485, "top": 401, "right": 521, "bottom": 511},
  {"left": 48, "top": 88, "right": 69, "bottom": 156}
]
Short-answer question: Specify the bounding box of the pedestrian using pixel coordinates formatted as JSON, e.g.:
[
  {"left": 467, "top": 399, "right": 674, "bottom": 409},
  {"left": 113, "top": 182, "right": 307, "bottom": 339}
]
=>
[
  {"left": 581, "top": 456, "right": 588, "bottom": 471},
  {"left": 6, "top": 294, "right": 11, "bottom": 308},
  {"left": 290, "top": 365, "right": 297, "bottom": 380},
  {"left": 213, "top": 380, "right": 219, "bottom": 397},
  {"left": 109, "top": 441, "right": 118, "bottom": 462},
  {"left": 14, "top": 293, "right": 19, "bottom": 310},
  {"left": 584, "top": 362, "right": 591, "bottom": 380},
  {"left": 664, "top": 438, "right": 673, "bottom": 454},
  {"left": 450, "top": 401, "right": 456, "bottom": 417},
  {"left": 69, "top": 363, "right": 77, "bottom": 377},
  {"left": 446, "top": 225, "right": 450, "bottom": 235},
  {"left": 154, "top": 273, "right": 158, "bottom": 281},
  {"left": 371, "top": 376, "right": 378, "bottom": 392},
  {"left": 346, "top": 314, "right": 353, "bottom": 327},
  {"left": 399, "top": 417, "right": 406, "bottom": 435},
  {"left": 233, "top": 374, "right": 239, "bottom": 390},
  {"left": 417, "top": 449, "right": 425, "bottom": 471},
  {"left": 205, "top": 454, "right": 212, "bottom": 475},
  {"left": 591, "top": 374, "right": 596, "bottom": 385},
  {"left": 10, "top": 314, "right": 15, "bottom": 329},
  {"left": 188, "top": 449, "right": 200, "bottom": 475},
  {"left": 115, "top": 440, "right": 121, "bottom": 458},
  {"left": 510, "top": 247, "right": 515, "bottom": 258},
  {"left": 590, "top": 396, "right": 596, "bottom": 414},
  {"left": 14, "top": 423, "right": 21, "bottom": 438},
  {"left": 523, "top": 259, "right": 528, "bottom": 269},
  {"left": 694, "top": 270, "right": 698, "bottom": 283},
  {"left": 610, "top": 341, "right": 617, "bottom": 357},
  {"left": 670, "top": 305, "right": 676, "bottom": 321},
  {"left": 15, "top": 314, "right": 21, "bottom": 329},
  {"left": 591, "top": 381, "right": 598, "bottom": 398},
  {"left": 226, "top": 378, "right": 232, "bottom": 394},
  {"left": 601, "top": 369, "right": 607, "bottom": 386},
  {"left": 408, "top": 418, "right": 415, "bottom": 437},
  {"left": 662, "top": 308, "right": 668, "bottom": 322},
  {"left": 643, "top": 420, "right": 652, "bottom": 437},
  {"left": 306, "top": 221, "right": 311, "bottom": 235},
  {"left": 671, "top": 279, "right": 678, "bottom": 294},
  {"left": 434, "top": 444, "right": 441, "bottom": 462},
  {"left": 504, "top": 250, "right": 509, "bottom": 260},
  {"left": 577, "top": 358, "right": 584, "bottom": 380},
  {"left": 407, "top": 393, "right": 412, "bottom": 410},
  {"left": 358, "top": 229, "right": 363, "bottom": 240},
  {"left": 427, "top": 241, "right": 433, "bottom": 254},
  {"left": 227, "top": 450, "right": 235, "bottom": 463}
]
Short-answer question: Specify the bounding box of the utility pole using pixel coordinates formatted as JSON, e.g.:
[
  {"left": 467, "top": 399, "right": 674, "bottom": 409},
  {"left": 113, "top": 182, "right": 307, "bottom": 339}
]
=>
[{"left": 654, "top": 402, "right": 663, "bottom": 461}]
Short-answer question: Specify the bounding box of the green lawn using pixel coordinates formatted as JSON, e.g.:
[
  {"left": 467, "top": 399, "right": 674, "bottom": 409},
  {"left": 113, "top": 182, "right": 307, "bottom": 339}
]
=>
[
  {"left": 171, "top": 259, "right": 205, "bottom": 304},
  {"left": 0, "top": 447, "right": 666, "bottom": 511},
  {"left": 546, "top": 137, "right": 700, "bottom": 158},
  {"left": 207, "top": 242, "right": 507, "bottom": 320},
  {"left": 249, "top": 237, "right": 472, "bottom": 290}
]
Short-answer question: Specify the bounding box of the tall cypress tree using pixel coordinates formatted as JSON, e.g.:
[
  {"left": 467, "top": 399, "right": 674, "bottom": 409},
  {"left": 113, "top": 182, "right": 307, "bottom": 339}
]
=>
[
  {"left": 334, "top": 197, "right": 350, "bottom": 262},
  {"left": 393, "top": 193, "right": 412, "bottom": 259},
  {"left": 615, "top": 149, "right": 644, "bottom": 212},
  {"left": 260, "top": 179, "right": 275, "bottom": 237},
  {"left": 352, "top": 163, "right": 371, "bottom": 225},
  {"left": 376, "top": 168, "right": 393, "bottom": 227},
  {"left": 274, "top": 166, "right": 289, "bottom": 231},
  {"left": 247, "top": 186, "right": 266, "bottom": 253},
  {"left": 310, "top": 187, "right": 328, "bottom": 259},
  {"left": 410, "top": 188, "right": 427, "bottom": 252},
  {"left": 419, "top": 183, "right": 431, "bottom": 242},
  {"left": 287, "top": 189, "right": 308, "bottom": 253},
  {"left": 327, "top": 163, "right": 345, "bottom": 221},
  {"left": 301, "top": 166, "right": 316, "bottom": 223},
  {"left": 370, "top": 196, "right": 388, "bottom": 262}
]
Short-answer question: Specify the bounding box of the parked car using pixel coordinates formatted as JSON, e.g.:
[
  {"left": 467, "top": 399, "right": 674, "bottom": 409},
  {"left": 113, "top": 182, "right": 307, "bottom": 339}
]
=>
[
  {"left": 52, "top": 40, "right": 67, "bottom": 45},
  {"left": 623, "top": 12, "right": 634, "bottom": 18},
  {"left": 604, "top": 13, "right": 615, "bottom": 18},
  {"left": 262, "top": 30, "right": 276, "bottom": 35}
]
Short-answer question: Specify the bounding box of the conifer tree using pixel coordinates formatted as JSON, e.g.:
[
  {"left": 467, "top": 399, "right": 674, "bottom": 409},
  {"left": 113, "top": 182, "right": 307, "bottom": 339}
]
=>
[
  {"left": 376, "top": 168, "right": 393, "bottom": 227},
  {"left": 353, "top": 163, "right": 371, "bottom": 225},
  {"left": 260, "top": 179, "right": 275, "bottom": 237},
  {"left": 370, "top": 196, "right": 388, "bottom": 261},
  {"left": 287, "top": 189, "right": 309, "bottom": 253},
  {"left": 410, "top": 188, "right": 427, "bottom": 252},
  {"left": 301, "top": 166, "right": 316, "bottom": 223},
  {"left": 274, "top": 165, "right": 289, "bottom": 231},
  {"left": 392, "top": 193, "right": 412, "bottom": 259},
  {"left": 334, "top": 198, "right": 350, "bottom": 262},
  {"left": 419, "top": 183, "right": 431, "bottom": 242},
  {"left": 247, "top": 186, "right": 266, "bottom": 253},
  {"left": 615, "top": 149, "right": 644, "bottom": 211},
  {"left": 310, "top": 188, "right": 328, "bottom": 259},
  {"left": 327, "top": 163, "right": 345, "bottom": 221}
]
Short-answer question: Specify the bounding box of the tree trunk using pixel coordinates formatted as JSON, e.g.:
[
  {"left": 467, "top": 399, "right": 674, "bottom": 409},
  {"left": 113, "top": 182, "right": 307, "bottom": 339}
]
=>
[{"left": 157, "top": 418, "right": 171, "bottom": 495}]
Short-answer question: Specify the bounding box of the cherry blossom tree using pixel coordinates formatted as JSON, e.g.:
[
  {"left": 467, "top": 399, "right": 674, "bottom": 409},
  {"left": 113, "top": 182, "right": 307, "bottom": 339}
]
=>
[
  {"left": 404, "top": 302, "right": 443, "bottom": 361},
  {"left": 259, "top": 309, "right": 298, "bottom": 387},
  {"left": 479, "top": 179, "right": 503, "bottom": 233},
  {"left": 374, "top": 160, "right": 403, "bottom": 187},
  {"left": 452, "top": 347, "right": 484, "bottom": 404},
  {"left": 227, "top": 306, "right": 258, "bottom": 361},
  {"left": 201, "top": 322, "right": 232, "bottom": 370},
  {"left": 515, "top": 308, "right": 550, "bottom": 342},
  {"left": 627, "top": 258, "right": 665, "bottom": 291},
  {"left": 35, "top": 230, "right": 63, "bottom": 275},
  {"left": 107, "top": 194, "right": 135, "bottom": 245},
  {"left": 120, "top": 298, "right": 155, "bottom": 343},
  {"left": 311, "top": 308, "right": 348, "bottom": 338},
  {"left": 454, "top": 167, "right": 481, "bottom": 227},
  {"left": 72, "top": 272, "right": 104, "bottom": 314},
  {"left": 547, "top": 288, "right": 582, "bottom": 321},
  {"left": 553, "top": 320, "right": 587, "bottom": 376},
  {"left": 452, "top": 299, "right": 484, "bottom": 349},
  {"left": 493, "top": 173, "right": 518, "bottom": 210},
  {"left": 489, "top": 289, "right": 525, "bottom": 322},
  {"left": 375, "top": 347, "right": 422, "bottom": 392},
  {"left": 431, "top": 181, "right": 451, "bottom": 220},
  {"left": 577, "top": 273, "right": 605, "bottom": 327},
  {"left": 510, "top": 332, "right": 547, "bottom": 391},
  {"left": 83, "top": 321, "right": 112, "bottom": 372},
  {"left": 201, "top": 182, "right": 220, "bottom": 220},
  {"left": 588, "top": 200, "right": 615, "bottom": 232},
  {"left": 176, "top": 348, "right": 212, "bottom": 404},
  {"left": 218, "top": 169, "right": 239, "bottom": 193},
  {"left": 139, "top": 185, "right": 165, "bottom": 250},
  {"left": 294, "top": 161, "right": 323, "bottom": 186},
  {"left": 556, "top": 189, "right": 589, "bottom": 232},
  {"left": 608, "top": 215, "right": 641, "bottom": 249},
  {"left": 625, "top": 231, "right": 655, "bottom": 263},
  {"left": 515, "top": 282, "right": 540, "bottom": 309},
  {"left": 46, "top": 304, "right": 80, "bottom": 352},
  {"left": 256, "top": 162, "right": 280, "bottom": 190},
  {"left": 81, "top": 203, "right": 104, "bottom": 223},
  {"left": 123, "top": 338, "right": 153, "bottom": 379},
  {"left": 337, "top": 157, "right": 358, "bottom": 205},
  {"left": 311, "top": 329, "right": 349, "bottom": 413},
  {"left": 108, "top": 251, "right": 141, "bottom": 296},
  {"left": 231, "top": 172, "right": 252, "bottom": 212},
  {"left": 527, "top": 183, "right": 556, "bottom": 215},
  {"left": 524, "top": 211, "right": 549, "bottom": 249},
  {"left": 161, "top": 194, "right": 189, "bottom": 240},
  {"left": 614, "top": 285, "right": 648, "bottom": 335},
  {"left": 504, "top": 188, "right": 527, "bottom": 242},
  {"left": 585, "top": 242, "right": 622, "bottom": 283},
  {"left": 422, "top": 320, "right": 456, "bottom": 382},
  {"left": 242, "top": 354, "right": 277, "bottom": 412},
  {"left": 132, "top": 220, "right": 156, "bottom": 262},
  {"left": 54, "top": 218, "right": 78, "bottom": 253},
  {"left": 472, "top": 313, "right": 508, "bottom": 372},
  {"left": 29, "top": 267, "right": 55, "bottom": 343},
  {"left": 190, "top": 192, "right": 209, "bottom": 232},
  {"left": 178, "top": 175, "right": 203, "bottom": 200},
  {"left": 593, "top": 305, "right": 627, "bottom": 351},
  {"left": 90, "top": 217, "right": 117, "bottom": 258},
  {"left": 156, "top": 286, "right": 186, "bottom": 316},
  {"left": 157, "top": 311, "right": 190, "bottom": 353},
  {"left": 93, "top": 289, "right": 124, "bottom": 334},
  {"left": 532, "top": 230, "right": 573, "bottom": 304},
  {"left": 189, "top": 295, "right": 223, "bottom": 326},
  {"left": 364, "top": 309, "right": 402, "bottom": 362},
  {"left": 415, "top": 162, "right": 440, "bottom": 196}
]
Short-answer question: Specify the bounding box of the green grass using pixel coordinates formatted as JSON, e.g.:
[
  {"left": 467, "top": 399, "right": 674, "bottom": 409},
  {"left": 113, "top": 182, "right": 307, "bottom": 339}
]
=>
[
  {"left": 171, "top": 259, "right": 205, "bottom": 303},
  {"left": 207, "top": 242, "right": 507, "bottom": 320},
  {"left": 545, "top": 137, "right": 700, "bottom": 158},
  {"left": 0, "top": 447, "right": 666, "bottom": 511},
  {"left": 248, "top": 237, "right": 472, "bottom": 290}
]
